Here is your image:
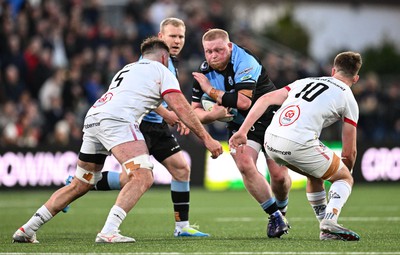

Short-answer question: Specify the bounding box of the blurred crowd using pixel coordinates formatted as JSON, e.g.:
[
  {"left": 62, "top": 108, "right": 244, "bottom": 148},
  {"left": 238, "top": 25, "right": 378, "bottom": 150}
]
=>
[{"left": 0, "top": 0, "right": 398, "bottom": 149}]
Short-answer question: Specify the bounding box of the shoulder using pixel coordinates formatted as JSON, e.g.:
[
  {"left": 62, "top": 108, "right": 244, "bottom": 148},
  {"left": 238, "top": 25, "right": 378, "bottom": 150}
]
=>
[{"left": 231, "top": 43, "right": 259, "bottom": 66}]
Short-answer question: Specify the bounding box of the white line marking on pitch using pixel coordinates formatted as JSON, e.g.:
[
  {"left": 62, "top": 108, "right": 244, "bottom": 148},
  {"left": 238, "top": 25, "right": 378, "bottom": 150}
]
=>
[
  {"left": 214, "top": 217, "right": 400, "bottom": 222},
  {"left": 2, "top": 252, "right": 400, "bottom": 255}
]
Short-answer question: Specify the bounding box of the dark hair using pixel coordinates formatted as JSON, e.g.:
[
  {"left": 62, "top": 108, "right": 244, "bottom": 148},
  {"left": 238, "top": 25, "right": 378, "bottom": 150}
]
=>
[
  {"left": 334, "top": 51, "right": 362, "bottom": 77},
  {"left": 140, "top": 36, "right": 170, "bottom": 55}
]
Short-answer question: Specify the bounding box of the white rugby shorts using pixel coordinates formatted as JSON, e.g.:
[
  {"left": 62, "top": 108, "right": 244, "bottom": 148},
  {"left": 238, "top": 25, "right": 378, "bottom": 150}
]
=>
[
  {"left": 264, "top": 133, "right": 343, "bottom": 179},
  {"left": 80, "top": 113, "right": 144, "bottom": 155}
]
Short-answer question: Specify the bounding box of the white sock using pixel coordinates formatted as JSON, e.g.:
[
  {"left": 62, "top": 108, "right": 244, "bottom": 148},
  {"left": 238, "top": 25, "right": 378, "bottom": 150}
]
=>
[
  {"left": 22, "top": 205, "right": 53, "bottom": 236},
  {"left": 324, "top": 180, "right": 352, "bottom": 222},
  {"left": 101, "top": 205, "right": 126, "bottom": 234},
  {"left": 176, "top": 221, "right": 189, "bottom": 229},
  {"left": 306, "top": 191, "right": 327, "bottom": 222}
]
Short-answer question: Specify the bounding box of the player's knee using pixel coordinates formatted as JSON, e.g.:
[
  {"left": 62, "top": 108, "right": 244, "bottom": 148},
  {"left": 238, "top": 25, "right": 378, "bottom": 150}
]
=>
[
  {"left": 75, "top": 165, "right": 102, "bottom": 186},
  {"left": 122, "top": 154, "right": 154, "bottom": 175},
  {"left": 343, "top": 172, "right": 354, "bottom": 187},
  {"left": 235, "top": 158, "right": 254, "bottom": 173},
  {"left": 172, "top": 164, "right": 190, "bottom": 181},
  {"left": 127, "top": 167, "right": 154, "bottom": 190},
  {"left": 122, "top": 154, "right": 154, "bottom": 173}
]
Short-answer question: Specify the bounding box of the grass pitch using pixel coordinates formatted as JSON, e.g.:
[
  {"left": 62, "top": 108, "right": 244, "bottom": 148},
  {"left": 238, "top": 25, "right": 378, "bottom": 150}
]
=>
[{"left": 1, "top": 183, "right": 400, "bottom": 254}]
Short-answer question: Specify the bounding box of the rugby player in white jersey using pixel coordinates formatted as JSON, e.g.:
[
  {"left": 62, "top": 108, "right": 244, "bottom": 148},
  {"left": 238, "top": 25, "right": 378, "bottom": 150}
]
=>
[
  {"left": 12, "top": 37, "right": 222, "bottom": 244},
  {"left": 84, "top": 18, "right": 211, "bottom": 237},
  {"left": 229, "top": 51, "right": 362, "bottom": 241}
]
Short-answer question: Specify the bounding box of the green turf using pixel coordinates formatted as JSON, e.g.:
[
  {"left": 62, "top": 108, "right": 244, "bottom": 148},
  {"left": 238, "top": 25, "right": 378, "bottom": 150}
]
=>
[{"left": 1, "top": 183, "right": 399, "bottom": 254}]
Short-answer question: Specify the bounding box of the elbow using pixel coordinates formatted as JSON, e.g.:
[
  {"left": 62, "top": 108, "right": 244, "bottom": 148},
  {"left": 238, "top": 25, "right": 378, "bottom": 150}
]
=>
[{"left": 237, "top": 100, "right": 252, "bottom": 111}]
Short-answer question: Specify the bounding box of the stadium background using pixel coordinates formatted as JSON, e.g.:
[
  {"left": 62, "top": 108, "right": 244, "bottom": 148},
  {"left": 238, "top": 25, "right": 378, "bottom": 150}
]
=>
[{"left": 0, "top": 0, "right": 399, "bottom": 190}]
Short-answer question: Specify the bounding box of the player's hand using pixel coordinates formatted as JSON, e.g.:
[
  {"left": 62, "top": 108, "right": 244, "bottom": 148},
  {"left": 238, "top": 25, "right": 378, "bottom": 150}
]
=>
[
  {"left": 229, "top": 131, "right": 247, "bottom": 154},
  {"left": 204, "top": 137, "right": 223, "bottom": 159},
  {"left": 176, "top": 121, "right": 190, "bottom": 135},
  {"left": 192, "top": 72, "right": 212, "bottom": 92},
  {"left": 163, "top": 110, "right": 180, "bottom": 126},
  {"left": 211, "top": 104, "right": 233, "bottom": 120}
]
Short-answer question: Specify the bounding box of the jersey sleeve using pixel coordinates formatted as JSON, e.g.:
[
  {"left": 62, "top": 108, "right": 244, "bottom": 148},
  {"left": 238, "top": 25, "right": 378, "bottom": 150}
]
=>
[
  {"left": 231, "top": 45, "right": 261, "bottom": 88},
  {"left": 159, "top": 63, "right": 181, "bottom": 97},
  {"left": 343, "top": 91, "right": 359, "bottom": 127}
]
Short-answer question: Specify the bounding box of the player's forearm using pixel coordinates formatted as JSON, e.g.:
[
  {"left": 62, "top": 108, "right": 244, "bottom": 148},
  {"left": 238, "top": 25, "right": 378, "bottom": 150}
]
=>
[
  {"left": 238, "top": 96, "right": 271, "bottom": 134},
  {"left": 341, "top": 145, "right": 357, "bottom": 171},
  {"left": 193, "top": 107, "right": 217, "bottom": 124},
  {"left": 341, "top": 123, "right": 357, "bottom": 172},
  {"left": 167, "top": 94, "right": 211, "bottom": 140}
]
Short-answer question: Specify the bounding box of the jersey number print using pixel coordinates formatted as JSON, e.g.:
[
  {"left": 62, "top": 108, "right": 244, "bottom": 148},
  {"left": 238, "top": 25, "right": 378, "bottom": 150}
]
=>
[
  {"left": 295, "top": 82, "right": 329, "bottom": 102},
  {"left": 111, "top": 70, "right": 130, "bottom": 89}
]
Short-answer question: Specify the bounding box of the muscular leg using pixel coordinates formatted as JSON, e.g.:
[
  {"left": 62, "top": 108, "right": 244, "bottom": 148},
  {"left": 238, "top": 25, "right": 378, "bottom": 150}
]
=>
[
  {"left": 99, "top": 141, "right": 153, "bottom": 235},
  {"left": 16, "top": 160, "right": 102, "bottom": 240},
  {"left": 162, "top": 152, "right": 191, "bottom": 223},
  {"left": 232, "top": 145, "right": 274, "bottom": 204},
  {"left": 233, "top": 145, "right": 288, "bottom": 238},
  {"left": 267, "top": 158, "right": 291, "bottom": 214}
]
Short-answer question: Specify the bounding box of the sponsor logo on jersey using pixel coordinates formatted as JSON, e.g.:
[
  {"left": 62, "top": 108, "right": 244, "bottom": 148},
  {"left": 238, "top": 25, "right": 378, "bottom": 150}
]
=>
[
  {"left": 240, "top": 74, "right": 252, "bottom": 81},
  {"left": 266, "top": 145, "right": 292, "bottom": 155},
  {"left": 84, "top": 122, "right": 100, "bottom": 129},
  {"left": 238, "top": 67, "right": 253, "bottom": 75},
  {"left": 279, "top": 105, "right": 300, "bottom": 126},
  {"left": 92, "top": 92, "right": 113, "bottom": 108}
]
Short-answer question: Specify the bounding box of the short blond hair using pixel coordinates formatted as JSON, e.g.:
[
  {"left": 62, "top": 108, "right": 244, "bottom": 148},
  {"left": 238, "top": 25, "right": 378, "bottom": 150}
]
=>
[
  {"left": 334, "top": 51, "right": 362, "bottom": 77},
  {"left": 202, "top": 28, "right": 230, "bottom": 42},
  {"left": 160, "top": 17, "right": 185, "bottom": 32}
]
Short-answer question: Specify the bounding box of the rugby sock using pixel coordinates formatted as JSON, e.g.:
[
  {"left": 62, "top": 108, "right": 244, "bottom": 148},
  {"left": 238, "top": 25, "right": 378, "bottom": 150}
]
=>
[
  {"left": 276, "top": 198, "right": 289, "bottom": 216},
  {"left": 101, "top": 205, "right": 126, "bottom": 234},
  {"left": 95, "top": 171, "right": 121, "bottom": 190},
  {"left": 171, "top": 180, "right": 190, "bottom": 225},
  {"left": 22, "top": 205, "right": 53, "bottom": 236},
  {"left": 261, "top": 197, "right": 279, "bottom": 215},
  {"left": 306, "top": 190, "right": 327, "bottom": 222},
  {"left": 324, "top": 180, "right": 351, "bottom": 222}
]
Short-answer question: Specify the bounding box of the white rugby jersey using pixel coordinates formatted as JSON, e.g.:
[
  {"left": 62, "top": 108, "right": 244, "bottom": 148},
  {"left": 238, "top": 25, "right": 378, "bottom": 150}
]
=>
[
  {"left": 266, "top": 76, "right": 358, "bottom": 145},
  {"left": 86, "top": 58, "right": 181, "bottom": 124}
]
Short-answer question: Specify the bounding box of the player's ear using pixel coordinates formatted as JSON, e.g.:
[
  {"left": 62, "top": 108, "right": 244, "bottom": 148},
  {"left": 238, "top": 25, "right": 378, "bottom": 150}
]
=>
[
  {"left": 331, "top": 68, "right": 336, "bottom": 76},
  {"left": 353, "top": 74, "right": 359, "bottom": 84}
]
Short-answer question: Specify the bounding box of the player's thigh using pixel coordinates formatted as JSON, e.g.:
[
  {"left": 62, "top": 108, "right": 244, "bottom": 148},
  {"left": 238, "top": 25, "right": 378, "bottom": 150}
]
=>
[
  {"left": 88, "top": 117, "right": 147, "bottom": 164},
  {"left": 266, "top": 134, "right": 335, "bottom": 179},
  {"left": 111, "top": 140, "right": 149, "bottom": 164},
  {"left": 231, "top": 144, "right": 259, "bottom": 172}
]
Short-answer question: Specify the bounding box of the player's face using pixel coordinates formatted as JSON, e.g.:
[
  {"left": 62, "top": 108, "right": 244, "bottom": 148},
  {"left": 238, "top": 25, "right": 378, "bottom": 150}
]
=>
[
  {"left": 158, "top": 24, "right": 185, "bottom": 57},
  {"left": 203, "top": 38, "right": 232, "bottom": 71}
]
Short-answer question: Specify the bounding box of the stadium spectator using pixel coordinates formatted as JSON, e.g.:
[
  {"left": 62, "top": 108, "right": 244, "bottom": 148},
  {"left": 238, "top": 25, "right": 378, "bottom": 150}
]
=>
[{"left": 0, "top": 0, "right": 397, "bottom": 149}]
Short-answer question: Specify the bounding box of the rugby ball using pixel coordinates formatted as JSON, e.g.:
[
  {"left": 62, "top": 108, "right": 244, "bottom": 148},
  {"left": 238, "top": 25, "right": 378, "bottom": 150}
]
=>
[{"left": 201, "top": 95, "right": 237, "bottom": 122}]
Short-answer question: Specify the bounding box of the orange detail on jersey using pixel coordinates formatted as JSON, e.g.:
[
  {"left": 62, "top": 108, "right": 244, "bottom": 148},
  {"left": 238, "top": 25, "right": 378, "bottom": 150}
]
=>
[
  {"left": 333, "top": 208, "right": 339, "bottom": 215},
  {"left": 83, "top": 173, "right": 93, "bottom": 181},
  {"left": 124, "top": 161, "right": 140, "bottom": 172},
  {"left": 238, "top": 89, "right": 253, "bottom": 99}
]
